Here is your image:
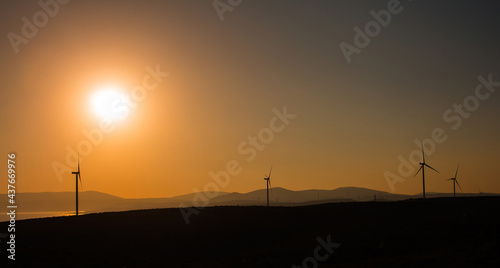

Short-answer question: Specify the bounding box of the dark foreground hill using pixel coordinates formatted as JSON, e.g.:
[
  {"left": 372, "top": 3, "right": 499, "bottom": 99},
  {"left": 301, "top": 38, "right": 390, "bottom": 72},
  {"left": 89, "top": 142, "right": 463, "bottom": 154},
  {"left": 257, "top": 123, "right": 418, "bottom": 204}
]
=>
[{"left": 1, "top": 197, "right": 500, "bottom": 267}]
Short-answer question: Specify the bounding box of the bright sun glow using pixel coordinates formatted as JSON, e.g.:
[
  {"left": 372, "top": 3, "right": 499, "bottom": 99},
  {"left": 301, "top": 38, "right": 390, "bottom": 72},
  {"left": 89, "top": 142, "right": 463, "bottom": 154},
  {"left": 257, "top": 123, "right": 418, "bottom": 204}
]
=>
[{"left": 91, "top": 85, "right": 129, "bottom": 121}]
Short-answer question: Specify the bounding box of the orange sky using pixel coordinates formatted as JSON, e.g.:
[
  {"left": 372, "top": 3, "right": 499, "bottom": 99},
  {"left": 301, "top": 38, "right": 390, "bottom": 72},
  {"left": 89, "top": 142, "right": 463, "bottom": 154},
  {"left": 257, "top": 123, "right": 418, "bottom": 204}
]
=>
[{"left": 1, "top": 1, "right": 499, "bottom": 198}]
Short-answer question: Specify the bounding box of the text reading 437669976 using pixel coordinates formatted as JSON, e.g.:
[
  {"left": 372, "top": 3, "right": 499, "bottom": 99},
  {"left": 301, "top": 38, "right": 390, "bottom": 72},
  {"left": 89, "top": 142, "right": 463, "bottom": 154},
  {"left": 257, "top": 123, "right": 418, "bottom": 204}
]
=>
[{"left": 6, "top": 153, "right": 17, "bottom": 261}]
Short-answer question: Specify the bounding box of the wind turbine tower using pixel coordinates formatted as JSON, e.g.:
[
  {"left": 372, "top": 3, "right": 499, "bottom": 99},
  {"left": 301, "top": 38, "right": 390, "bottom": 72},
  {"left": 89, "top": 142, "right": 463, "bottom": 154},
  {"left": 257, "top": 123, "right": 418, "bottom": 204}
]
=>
[
  {"left": 448, "top": 164, "right": 462, "bottom": 197},
  {"left": 414, "top": 143, "right": 439, "bottom": 198},
  {"left": 264, "top": 166, "right": 273, "bottom": 207},
  {"left": 71, "top": 154, "right": 83, "bottom": 216}
]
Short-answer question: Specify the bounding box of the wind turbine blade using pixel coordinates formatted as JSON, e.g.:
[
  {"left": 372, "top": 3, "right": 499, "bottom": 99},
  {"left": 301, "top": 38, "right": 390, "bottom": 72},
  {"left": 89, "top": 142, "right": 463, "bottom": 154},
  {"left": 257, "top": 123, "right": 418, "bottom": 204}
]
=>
[
  {"left": 421, "top": 143, "right": 425, "bottom": 163},
  {"left": 268, "top": 165, "right": 273, "bottom": 178},
  {"left": 77, "top": 153, "right": 80, "bottom": 173},
  {"left": 424, "top": 164, "right": 439, "bottom": 173},
  {"left": 414, "top": 165, "right": 423, "bottom": 177},
  {"left": 79, "top": 174, "right": 83, "bottom": 191},
  {"left": 455, "top": 179, "right": 462, "bottom": 192},
  {"left": 455, "top": 164, "right": 459, "bottom": 179}
]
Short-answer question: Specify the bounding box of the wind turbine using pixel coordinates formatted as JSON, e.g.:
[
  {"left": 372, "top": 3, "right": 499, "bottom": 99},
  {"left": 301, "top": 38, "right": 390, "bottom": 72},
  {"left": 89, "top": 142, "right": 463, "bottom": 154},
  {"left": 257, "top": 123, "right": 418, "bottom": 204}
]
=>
[
  {"left": 414, "top": 143, "right": 439, "bottom": 198},
  {"left": 264, "top": 166, "right": 272, "bottom": 207},
  {"left": 447, "top": 164, "right": 462, "bottom": 197},
  {"left": 71, "top": 154, "right": 83, "bottom": 216}
]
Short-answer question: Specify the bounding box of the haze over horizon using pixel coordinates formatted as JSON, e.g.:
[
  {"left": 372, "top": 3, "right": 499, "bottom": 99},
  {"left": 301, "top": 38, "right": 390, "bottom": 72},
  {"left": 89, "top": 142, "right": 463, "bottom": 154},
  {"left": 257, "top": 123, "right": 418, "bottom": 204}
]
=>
[
  {"left": 4, "top": 185, "right": 498, "bottom": 200},
  {"left": 1, "top": 0, "right": 499, "bottom": 199}
]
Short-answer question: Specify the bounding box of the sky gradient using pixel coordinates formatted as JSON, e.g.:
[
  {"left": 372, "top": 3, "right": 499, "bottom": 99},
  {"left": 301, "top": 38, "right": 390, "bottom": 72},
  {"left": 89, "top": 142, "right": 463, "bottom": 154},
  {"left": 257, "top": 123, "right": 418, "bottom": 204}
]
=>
[{"left": 1, "top": 0, "right": 499, "bottom": 198}]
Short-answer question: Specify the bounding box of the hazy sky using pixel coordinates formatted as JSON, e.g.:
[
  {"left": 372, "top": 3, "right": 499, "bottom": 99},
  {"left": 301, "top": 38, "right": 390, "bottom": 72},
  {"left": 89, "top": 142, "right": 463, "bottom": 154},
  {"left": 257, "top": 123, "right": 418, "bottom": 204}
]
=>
[{"left": 1, "top": 0, "right": 499, "bottom": 198}]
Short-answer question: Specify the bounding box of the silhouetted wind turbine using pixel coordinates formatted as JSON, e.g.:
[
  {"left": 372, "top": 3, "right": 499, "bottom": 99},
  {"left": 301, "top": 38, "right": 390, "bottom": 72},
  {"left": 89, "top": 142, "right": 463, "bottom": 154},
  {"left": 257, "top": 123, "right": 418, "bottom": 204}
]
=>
[
  {"left": 71, "top": 154, "right": 83, "bottom": 216},
  {"left": 264, "top": 166, "right": 272, "bottom": 206},
  {"left": 414, "top": 143, "right": 439, "bottom": 198},
  {"left": 447, "top": 164, "right": 462, "bottom": 197}
]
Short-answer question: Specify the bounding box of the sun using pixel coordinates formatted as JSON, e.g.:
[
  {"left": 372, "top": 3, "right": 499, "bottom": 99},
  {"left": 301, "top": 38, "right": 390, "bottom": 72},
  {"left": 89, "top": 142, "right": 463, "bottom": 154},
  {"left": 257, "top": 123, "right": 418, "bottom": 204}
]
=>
[{"left": 91, "top": 85, "right": 129, "bottom": 121}]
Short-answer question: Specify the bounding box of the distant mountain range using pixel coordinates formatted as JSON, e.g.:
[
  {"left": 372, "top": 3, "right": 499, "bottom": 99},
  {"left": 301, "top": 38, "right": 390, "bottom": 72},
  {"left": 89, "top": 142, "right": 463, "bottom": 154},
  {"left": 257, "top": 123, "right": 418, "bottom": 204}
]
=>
[{"left": 1, "top": 187, "right": 497, "bottom": 221}]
